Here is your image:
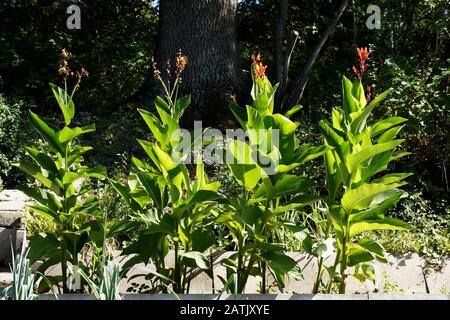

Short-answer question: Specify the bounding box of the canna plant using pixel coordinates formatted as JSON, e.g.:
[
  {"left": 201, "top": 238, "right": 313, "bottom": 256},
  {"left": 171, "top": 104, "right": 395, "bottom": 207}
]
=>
[
  {"left": 216, "top": 54, "right": 328, "bottom": 293},
  {"left": 317, "top": 47, "right": 412, "bottom": 293},
  {"left": 15, "top": 49, "right": 107, "bottom": 293},
  {"left": 110, "top": 51, "right": 221, "bottom": 293}
]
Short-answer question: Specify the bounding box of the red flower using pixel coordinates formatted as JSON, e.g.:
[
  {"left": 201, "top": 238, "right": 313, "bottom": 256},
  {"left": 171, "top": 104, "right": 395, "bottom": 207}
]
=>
[
  {"left": 251, "top": 53, "right": 267, "bottom": 80},
  {"left": 352, "top": 47, "right": 372, "bottom": 80}
]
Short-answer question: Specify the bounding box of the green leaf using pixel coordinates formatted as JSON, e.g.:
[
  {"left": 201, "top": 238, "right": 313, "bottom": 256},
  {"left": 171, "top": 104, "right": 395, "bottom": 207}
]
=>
[
  {"left": 188, "top": 190, "right": 220, "bottom": 206},
  {"left": 351, "top": 89, "right": 390, "bottom": 134},
  {"left": 263, "top": 251, "right": 302, "bottom": 282},
  {"left": 350, "top": 189, "right": 404, "bottom": 221},
  {"left": 16, "top": 161, "right": 61, "bottom": 193},
  {"left": 349, "top": 217, "right": 412, "bottom": 238},
  {"left": 58, "top": 124, "right": 96, "bottom": 144},
  {"left": 313, "top": 238, "right": 335, "bottom": 258},
  {"left": 342, "top": 182, "right": 405, "bottom": 213},
  {"left": 62, "top": 165, "right": 107, "bottom": 184},
  {"left": 25, "top": 147, "right": 58, "bottom": 173},
  {"left": 175, "top": 95, "right": 191, "bottom": 120},
  {"left": 228, "top": 163, "right": 261, "bottom": 191},
  {"left": 191, "top": 229, "right": 215, "bottom": 252},
  {"left": 50, "top": 83, "right": 75, "bottom": 126},
  {"left": 342, "top": 76, "right": 358, "bottom": 116},
  {"left": 230, "top": 102, "right": 248, "bottom": 129},
  {"left": 182, "top": 251, "right": 210, "bottom": 270},
  {"left": 284, "top": 104, "right": 303, "bottom": 119},
  {"left": 371, "top": 117, "right": 407, "bottom": 138},
  {"left": 108, "top": 179, "right": 142, "bottom": 212},
  {"left": 372, "top": 173, "right": 412, "bottom": 185},
  {"left": 347, "top": 140, "right": 404, "bottom": 172},
  {"left": 135, "top": 172, "right": 163, "bottom": 210},
  {"left": 28, "top": 111, "right": 65, "bottom": 154},
  {"left": 358, "top": 238, "right": 387, "bottom": 263},
  {"left": 28, "top": 233, "right": 60, "bottom": 263}
]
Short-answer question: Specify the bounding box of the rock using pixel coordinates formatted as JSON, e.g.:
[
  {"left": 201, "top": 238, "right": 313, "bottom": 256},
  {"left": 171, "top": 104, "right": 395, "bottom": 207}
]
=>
[
  {"left": 0, "top": 272, "right": 13, "bottom": 287},
  {"left": 0, "top": 209, "right": 22, "bottom": 228},
  {"left": 0, "top": 190, "right": 30, "bottom": 202},
  {"left": 0, "top": 227, "right": 17, "bottom": 263},
  {"left": 0, "top": 227, "right": 27, "bottom": 265}
]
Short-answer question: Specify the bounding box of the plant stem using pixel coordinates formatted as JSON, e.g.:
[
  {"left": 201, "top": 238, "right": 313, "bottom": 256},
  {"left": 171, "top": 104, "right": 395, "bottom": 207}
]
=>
[
  {"left": 313, "top": 214, "right": 332, "bottom": 293},
  {"left": 174, "top": 241, "right": 181, "bottom": 293},
  {"left": 339, "top": 218, "right": 350, "bottom": 294},
  {"left": 261, "top": 260, "right": 266, "bottom": 293},
  {"left": 61, "top": 239, "right": 68, "bottom": 293}
]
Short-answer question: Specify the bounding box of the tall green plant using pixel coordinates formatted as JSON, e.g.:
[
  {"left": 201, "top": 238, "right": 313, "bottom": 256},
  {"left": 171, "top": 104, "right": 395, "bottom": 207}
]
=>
[
  {"left": 216, "top": 54, "right": 328, "bottom": 293},
  {"left": 317, "top": 48, "right": 412, "bottom": 293},
  {"left": 110, "top": 52, "right": 221, "bottom": 293},
  {"left": 15, "top": 50, "right": 107, "bottom": 293}
]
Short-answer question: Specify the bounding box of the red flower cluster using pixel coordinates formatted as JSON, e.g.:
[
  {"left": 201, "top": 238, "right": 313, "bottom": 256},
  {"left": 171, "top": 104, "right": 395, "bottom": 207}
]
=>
[
  {"left": 352, "top": 47, "right": 371, "bottom": 80},
  {"left": 251, "top": 53, "right": 267, "bottom": 80}
]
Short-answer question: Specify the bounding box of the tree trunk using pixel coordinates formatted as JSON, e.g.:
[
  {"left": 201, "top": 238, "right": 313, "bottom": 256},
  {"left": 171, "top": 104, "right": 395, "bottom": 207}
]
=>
[
  {"left": 286, "top": 0, "right": 348, "bottom": 109},
  {"left": 154, "top": 0, "right": 244, "bottom": 127}
]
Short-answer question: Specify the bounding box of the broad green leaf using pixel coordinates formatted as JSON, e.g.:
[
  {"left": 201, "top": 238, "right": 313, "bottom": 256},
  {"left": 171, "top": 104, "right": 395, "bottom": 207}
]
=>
[
  {"left": 28, "top": 111, "right": 65, "bottom": 154},
  {"left": 263, "top": 251, "right": 302, "bottom": 281},
  {"left": 108, "top": 179, "right": 142, "bottom": 211},
  {"left": 371, "top": 117, "right": 407, "bottom": 138},
  {"left": 28, "top": 233, "right": 60, "bottom": 263},
  {"left": 58, "top": 124, "right": 95, "bottom": 143},
  {"left": 314, "top": 237, "right": 335, "bottom": 258},
  {"left": 50, "top": 83, "right": 75, "bottom": 126},
  {"left": 135, "top": 172, "right": 162, "bottom": 210},
  {"left": 25, "top": 147, "right": 58, "bottom": 173},
  {"left": 182, "top": 251, "right": 210, "bottom": 270},
  {"left": 175, "top": 95, "right": 191, "bottom": 120},
  {"left": 342, "top": 182, "right": 405, "bottom": 213},
  {"left": 347, "top": 140, "right": 404, "bottom": 172},
  {"left": 230, "top": 101, "right": 248, "bottom": 129},
  {"left": 349, "top": 217, "right": 412, "bottom": 238},
  {"left": 351, "top": 89, "right": 390, "bottom": 134},
  {"left": 62, "top": 165, "right": 107, "bottom": 184},
  {"left": 372, "top": 173, "right": 412, "bottom": 185},
  {"left": 342, "top": 76, "right": 358, "bottom": 116},
  {"left": 191, "top": 229, "right": 216, "bottom": 252},
  {"left": 16, "top": 161, "right": 61, "bottom": 193}
]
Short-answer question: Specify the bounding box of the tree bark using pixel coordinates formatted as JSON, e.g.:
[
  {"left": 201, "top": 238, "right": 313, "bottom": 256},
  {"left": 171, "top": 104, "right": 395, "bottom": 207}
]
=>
[
  {"left": 286, "top": 0, "right": 348, "bottom": 109},
  {"left": 154, "top": 0, "right": 244, "bottom": 127},
  {"left": 274, "top": 0, "right": 289, "bottom": 86},
  {"left": 274, "top": 0, "right": 289, "bottom": 111}
]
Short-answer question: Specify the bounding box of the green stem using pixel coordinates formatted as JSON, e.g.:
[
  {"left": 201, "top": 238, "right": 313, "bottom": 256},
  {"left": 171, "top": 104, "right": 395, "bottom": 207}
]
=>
[
  {"left": 61, "top": 239, "right": 68, "bottom": 293},
  {"left": 313, "top": 215, "right": 332, "bottom": 293},
  {"left": 339, "top": 218, "right": 350, "bottom": 294},
  {"left": 174, "top": 241, "right": 181, "bottom": 293},
  {"left": 261, "top": 260, "right": 267, "bottom": 293}
]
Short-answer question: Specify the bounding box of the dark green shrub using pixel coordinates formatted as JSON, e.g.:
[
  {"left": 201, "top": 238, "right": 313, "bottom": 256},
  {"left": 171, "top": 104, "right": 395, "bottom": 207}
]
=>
[{"left": 0, "top": 95, "right": 27, "bottom": 188}]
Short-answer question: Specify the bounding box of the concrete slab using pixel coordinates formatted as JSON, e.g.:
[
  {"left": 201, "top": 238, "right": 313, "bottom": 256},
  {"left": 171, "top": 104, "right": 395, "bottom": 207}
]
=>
[
  {"left": 425, "top": 263, "right": 450, "bottom": 294},
  {"left": 377, "top": 253, "right": 426, "bottom": 294}
]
